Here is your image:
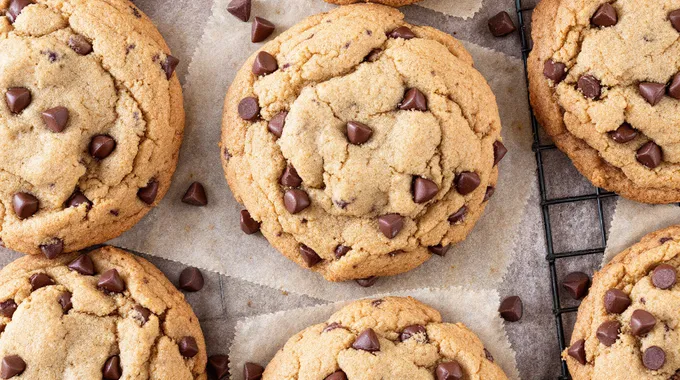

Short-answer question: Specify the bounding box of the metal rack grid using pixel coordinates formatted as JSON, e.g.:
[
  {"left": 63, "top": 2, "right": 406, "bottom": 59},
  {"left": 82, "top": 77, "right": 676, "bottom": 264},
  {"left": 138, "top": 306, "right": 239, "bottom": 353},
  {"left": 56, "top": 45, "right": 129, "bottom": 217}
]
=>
[{"left": 514, "top": 1, "right": 618, "bottom": 378}]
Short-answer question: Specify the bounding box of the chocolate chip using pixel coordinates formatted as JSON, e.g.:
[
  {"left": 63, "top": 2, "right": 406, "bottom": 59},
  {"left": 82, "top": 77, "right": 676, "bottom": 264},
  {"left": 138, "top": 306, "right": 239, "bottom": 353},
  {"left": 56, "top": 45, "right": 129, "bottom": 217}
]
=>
[
  {"left": 592, "top": 3, "right": 618, "bottom": 27},
  {"left": 0, "top": 300, "right": 17, "bottom": 318},
  {"left": 97, "top": 269, "right": 125, "bottom": 293},
  {"left": 252, "top": 51, "right": 278, "bottom": 76},
  {"left": 483, "top": 186, "right": 495, "bottom": 202},
  {"left": 238, "top": 97, "right": 260, "bottom": 121},
  {"left": 561, "top": 271, "right": 590, "bottom": 299},
  {"left": 58, "top": 292, "right": 72, "bottom": 312},
  {"left": 577, "top": 75, "right": 601, "bottom": 99},
  {"left": 568, "top": 339, "right": 586, "bottom": 365},
  {"left": 89, "top": 135, "right": 116, "bottom": 159},
  {"left": 130, "top": 5, "right": 141, "bottom": 18},
  {"left": 643, "top": 346, "right": 666, "bottom": 370},
  {"left": 603, "top": 288, "right": 630, "bottom": 314},
  {"left": 448, "top": 206, "right": 468, "bottom": 224},
  {"left": 334, "top": 245, "right": 351, "bottom": 259},
  {"left": 324, "top": 371, "right": 347, "bottom": 380},
  {"left": 102, "top": 355, "right": 121, "bottom": 379},
  {"left": 41, "top": 106, "right": 69, "bottom": 133},
  {"left": 671, "top": 10, "right": 680, "bottom": 32},
  {"left": 455, "top": 172, "right": 481, "bottom": 195},
  {"left": 669, "top": 73, "right": 680, "bottom": 99},
  {"left": 346, "top": 121, "right": 373, "bottom": 145},
  {"left": 133, "top": 305, "right": 151, "bottom": 324},
  {"left": 5, "top": 87, "right": 31, "bottom": 114},
  {"left": 378, "top": 214, "right": 404, "bottom": 239},
  {"left": 240, "top": 209, "right": 260, "bottom": 234},
  {"left": 636, "top": 141, "right": 662, "bottom": 169},
  {"left": 178, "top": 336, "right": 199, "bottom": 358},
  {"left": 65, "top": 191, "right": 92, "bottom": 209},
  {"left": 12, "top": 192, "right": 38, "bottom": 219},
  {"left": 499, "top": 296, "right": 522, "bottom": 322},
  {"left": 268, "top": 112, "right": 287, "bottom": 138},
  {"left": 399, "top": 325, "right": 427, "bottom": 342},
  {"left": 208, "top": 354, "right": 230, "bottom": 379},
  {"left": 161, "top": 55, "right": 179, "bottom": 80},
  {"left": 353, "top": 328, "right": 380, "bottom": 352},
  {"left": 630, "top": 309, "right": 656, "bottom": 336},
  {"left": 280, "top": 165, "right": 302, "bottom": 188},
  {"left": 228, "top": 0, "right": 251, "bottom": 22},
  {"left": 364, "top": 48, "right": 382, "bottom": 62},
  {"left": 299, "top": 244, "right": 322, "bottom": 267},
  {"left": 40, "top": 239, "right": 63, "bottom": 259},
  {"left": 543, "top": 59, "right": 567, "bottom": 84},
  {"left": 6, "top": 0, "right": 31, "bottom": 23},
  {"left": 596, "top": 320, "right": 620, "bottom": 346},
  {"left": 182, "top": 182, "right": 208, "bottom": 206},
  {"left": 323, "top": 322, "right": 343, "bottom": 332},
  {"left": 493, "top": 141, "right": 508, "bottom": 166},
  {"left": 68, "top": 35, "right": 92, "bottom": 55},
  {"left": 355, "top": 276, "right": 378, "bottom": 287},
  {"left": 68, "top": 254, "right": 95, "bottom": 275},
  {"left": 244, "top": 362, "right": 264, "bottom": 380},
  {"left": 399, "top": 88, "right": 427, "bottom": 111},
  {"left": 608, "top": 123, "right": 638, "bottom": 143},
  {"left": 435, "top": 361, "right": 463, "bottom": 380},
  {"left": 412, "top": 177, "right": 438, "bottom": 204},
  {"left": 29, "top": 273, "right": 54, "bottom": 291},
  {"left": 428, "top": 244, "right": 450, "bottom": 256},
  {"left": 639, "top": 82, "right": 666, "bottom": 106},
  {"left": 652, "top": 264, "right": 677, "bottom": 289},
  {"left": 388, "top": 26, "right": 416, "bottom": 39},
  {"left": 660, "top": 237, "right": 673, "bottom": 244},
  {"left": 252, "top": 17, "right": 275, "bottom": 43},
  {"left": 283, "top": 189, "right": 310, "bottom": 214},
  {"left": 1, "top": 355, "right": 25, "bottom": 379},
  {"left": 179, "top": 267, "right": 204, "bottom": 292},
  {"left": 488, "top": 11, "right": 516, "bottom": 37},
  {"left": 484, "top": 348, "right": 494, "bottom": 362},
  {"left": 138, "top": 180, "right": 159, "bottom": 205}
]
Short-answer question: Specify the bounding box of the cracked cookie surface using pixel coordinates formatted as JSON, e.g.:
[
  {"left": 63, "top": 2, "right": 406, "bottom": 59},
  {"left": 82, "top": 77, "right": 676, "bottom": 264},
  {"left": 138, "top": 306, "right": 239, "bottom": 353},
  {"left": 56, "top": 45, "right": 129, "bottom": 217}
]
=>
[
  {"left": 262, "top": 296, "right": 507, "bottom": 379},
  {"left": 0, "top": 246, "right": 206, "bottom": 379},
  {"left": 221, "top": 4, "right": 503, "bottom": 282},
  {"left": 0, "top": 0, "right": 184, "bottom": 256},
  {"left": 323, "top": 0, "right": 421, "bottom": 6},
  {"left": 529, "top": 0, "right": 680, "bottom": 204},
  {"left": 565, "top": 226, "right": 680, "bottom": 379}
]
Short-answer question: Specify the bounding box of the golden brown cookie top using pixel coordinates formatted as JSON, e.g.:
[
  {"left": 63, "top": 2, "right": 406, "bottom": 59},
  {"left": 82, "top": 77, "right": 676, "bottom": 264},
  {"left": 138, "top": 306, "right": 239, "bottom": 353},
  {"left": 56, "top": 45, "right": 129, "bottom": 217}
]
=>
[{"left": 0, "top": 0, "right": 185, "bottom": 256}]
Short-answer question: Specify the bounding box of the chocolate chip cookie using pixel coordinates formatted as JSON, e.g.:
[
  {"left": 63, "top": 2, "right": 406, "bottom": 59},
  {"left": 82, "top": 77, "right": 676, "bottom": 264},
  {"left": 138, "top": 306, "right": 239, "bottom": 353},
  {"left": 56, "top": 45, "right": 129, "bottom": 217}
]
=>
[
  {"left": 221, "top": 4, "right": 504, "bottom": 282},
  {"left": 0, "top": 0, "right": 185, "bottom": 257},
  {"left": 529, "top": 0, "right": 680, "bottom": 203},
  {"left": 262, "top": 296, "right": 508, "bottom": 379},
  {"left": 0, "top": 246, "right": 206, "bottom": 379},
  {"left": 565, "top": 226, "right": 680, "bottom": 379},
  {"left": 323, "top": 0, "right": 421, "bottom": 6}
]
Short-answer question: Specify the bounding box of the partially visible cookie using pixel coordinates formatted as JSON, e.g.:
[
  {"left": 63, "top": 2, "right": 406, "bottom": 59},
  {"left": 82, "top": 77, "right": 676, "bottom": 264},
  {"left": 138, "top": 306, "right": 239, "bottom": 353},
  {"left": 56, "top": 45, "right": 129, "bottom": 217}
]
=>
[
  {"left": 0, "top": 246, "right": 207, "bottom": 379},
  {"left": 262, "top": 296, "right": 508, "bottom": 379},
  {"left": 324, "top": 0, "right": 420, "bottom": 6},
  {"left": 529, "top": 0, "right": 680, "bottom": 204},
  {"left": 0, "top": 0, "right": 185, "bottom": 256},
  {"left": 565, "top": 226, "right": 680, "bottom": 379}
]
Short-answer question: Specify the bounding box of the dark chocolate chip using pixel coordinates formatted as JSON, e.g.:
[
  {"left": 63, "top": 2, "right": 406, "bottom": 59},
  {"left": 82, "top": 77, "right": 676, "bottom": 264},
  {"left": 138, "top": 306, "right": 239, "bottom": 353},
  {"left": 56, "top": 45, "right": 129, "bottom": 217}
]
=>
[
  {"left": 493, "top": 141, "right": 508, "bottom": 166},
  {"left": 669, "top": 73, "right": 680, "bottom": 99},
  {"left": 630, "top": 309, "right": 656, "bottom": 336},
  {"left": 636, "top": 141, "right": 662, "bottom": 169},
  {"left": 428, "top": 244, "right": 450, "bottom": 257},
  {"left": 484, "top": 348, "right": 494, "bottom": 362},
  {"left": 388, "top": 26, "right": 416, "bottom": 39},
  {"left": 244, "top": 362, "right": 264, "bottom": 380},
  {"left": 89, "top": 135, "right": 116, "bottom": 159},
  {"left": 596, "top": 320, "right": 620, "bottom": 346},
  {"left": 346, "top": 121, "right": 373, "bottom": 145},
  {"left": 39, "top": 239, "right": 63, "bottom": 259},
  {"left": 133, "top": 305, "right": 151, "bottom": 324},
  {"left": 399, "top": 325, "right": 427, "bottom": 342},
  {"left": 68, "top": 254, "right": 95, "bottom": 275},
  {"left": 567, "top": 339, "right": 586, "bottom": 365},
  {"left": 483, "top": 186, "right": 495, "bottom": 202},
  {"left": 561, "top": 271, "right": 590, "bottom": 299},
  {"left": 399, "top": 88, "right": 427, "bottom": 111},
  {"left": 0, "top": 300, "right": 17, "bottom": 318},
  {"left": 592, "top": 3, "right": 618, "bottom": 27},
  {"left": 268, "top": 112, "right": 287, "bottom": 138},
  {"left": 227, "top": 0, "right": 251, "bottom": 22},
  {"left": 102, "top": 355, "right": 122, "bottom": 379},
  {"left": 252, "top": 51, "right": 278, "bottom": 76},
  {"left": 603, "top": 288, "right": 630, "bottom": 314},
  {"left": 68, "top": 35, "right": 92, "bottom": 55},
  {"left": 499, "top": 295, "right": 522, "bottom": 322},
  {"left": 355, "top": 276, "right": 378, "bottom": 287},
  {"left": 299, "top": 244, "right": 322, "bottom": 267},
  {"left": 435, "top": 361, "right": 463, "bottom": 380},
  {"left": 543, "top": 59, "right": 567, "bottom": 84},
  {"left": 280, "top": 165, "right": 302, "bottom": 188},
  {"left": 448, "top": 206, "right": 468, "bottom": 224},
  {"left": 413, "top": 177, "right": 438, "bottom": 203},
  {"left": 178, "top": 336, "right": 199, "bottom": 358},
  {"left": 161, "top": 55, "right": 179, "bottom": 80},
  {"left": 323, "top": 322, "right": 343, "bottom": 333},
  {"left": 643, "top": 346, "right": 665, "bottom": 370},
  {"left": 179, "top": 267, "right": 204, "bottom": 292},
  {"left": 283, "top": 189, "right": 310, "bottom": 214},
  {"left": 182, "top": 182, "right": 208, "bottom": 206},
  {"left": 334, "top": 245, "right": 351, "bottom": 259},
  {"left": 6, "top": 0, "right": 31, "bottom": 23},
  {"left": 324, "top": 371, "right": 347, "bottom": 380},
  {"left": 251, "top": 17, "right": 275, "bottom": 43},
  {"left": 240, "top": 209, "right": 260, "bottom": 234},
  {"left": 378, "top": 214, "right": 404, "bottom": 239},
  {"left": 652, "top": 264, "right": 677, "bottom": 289},
  {"left": 58, "top": 292, "right": 72, "bottom": 312},
  {"left": 97, "top": 269, "right": 125, "bottom": 293},
  {"left": 137, "top": 180, "right": 159, "bottom": 205},
  {"left": 639, "top": 82, "right": 666, "bottom": 106},
  {"left": 488, "top": 11, "right": 516, "bottom": 37},
  {"left": 238, "top": 97, "right": 260, "bottom": 121},
  {"left": 660, "top": 237, "right": 673, "bottom": 244},
  {"left": 12, "top": 192, "right": 38, "bottom": 219},
  {"left": 65, "top": 191, "right": 92, "bottom": 209},
  {"left": 671, "top": 9, "right": 680, "bottom": 32},
  {"left": 5, "top": 87, "right": 31, "bottom": 114},
  {"left": 577, "top": 75, "right": 601, "bottom": 99},
  {"left": 352, "top": 328, "right": 380, "bottom": 352},
  {"left": 454, "top": 172, "right": 481, "bottom": 195},
  {"left": 364, "top": 48, "right": 382, "bottom": 62},
  {"left": 41, "top": 106, "right": 69, "bottom": 132},
  {"left": 1, "top": 355, "right": 25, "bottom": 379},
  {"left": 608, "top": 123, "right": 638, "bottom": 143},
  {"left": 208, "top": 354, "right": 230, "bottom": 379},
  {"left": 29, "top": 273, "right": 54, "bottom": 291}
]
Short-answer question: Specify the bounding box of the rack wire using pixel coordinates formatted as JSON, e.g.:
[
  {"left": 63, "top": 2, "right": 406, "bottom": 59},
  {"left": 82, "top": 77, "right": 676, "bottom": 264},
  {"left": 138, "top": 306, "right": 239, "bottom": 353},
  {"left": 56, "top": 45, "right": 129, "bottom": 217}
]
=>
[{"left": 514, "top": 1, "right": 618, "bottom": 378}]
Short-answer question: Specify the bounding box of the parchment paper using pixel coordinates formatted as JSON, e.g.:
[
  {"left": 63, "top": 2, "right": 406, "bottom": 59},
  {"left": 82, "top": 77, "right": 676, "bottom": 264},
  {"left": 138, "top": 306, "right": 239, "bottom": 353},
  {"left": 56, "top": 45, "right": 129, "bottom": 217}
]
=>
[
  {"left": 229, "top": 287, "right": 520, "bottom": 380},
  {"left": 417, "top": 0, "right": 483, "bottom": 19},
  {"left": 110, "top": 0, "right": 536, "bottom": 301}
]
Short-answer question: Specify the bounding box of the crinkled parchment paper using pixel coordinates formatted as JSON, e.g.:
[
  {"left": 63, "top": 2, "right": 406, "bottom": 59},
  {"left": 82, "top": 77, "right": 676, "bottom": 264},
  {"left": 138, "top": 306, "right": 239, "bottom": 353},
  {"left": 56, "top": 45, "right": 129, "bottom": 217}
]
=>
[
  {"left": 229, "top": 287, "right": 519, "bottom": 380},
  {"left": 417, "top": 0, "right": 483, "bottom": 19}
]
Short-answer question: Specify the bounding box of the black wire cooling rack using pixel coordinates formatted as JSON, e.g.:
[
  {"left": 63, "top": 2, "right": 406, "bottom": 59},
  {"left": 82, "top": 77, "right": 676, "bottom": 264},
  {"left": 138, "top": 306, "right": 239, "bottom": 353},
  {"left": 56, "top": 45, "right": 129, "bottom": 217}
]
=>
[{"left": 514, "top": 0, "right": 618, "bottom": 378}]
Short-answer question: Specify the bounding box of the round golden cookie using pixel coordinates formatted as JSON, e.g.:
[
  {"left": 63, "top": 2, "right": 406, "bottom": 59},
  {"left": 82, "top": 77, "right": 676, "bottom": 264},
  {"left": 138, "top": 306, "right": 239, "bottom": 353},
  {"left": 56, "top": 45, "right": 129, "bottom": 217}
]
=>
[
  {"left": 221, "top": 4, "right": 504, "bottom": 282},
  {"left": 0, "top": 246, "right": 206, "bottom": 379},
  {"left": 262, "top": 297, "right": 508, "bottom": 379},
  {"left": 0, "top": 0, "right": 185, "bottom": 256},
  {"left": 323, "top": 0, "right": 421, "bottom": 6},
  {"left": 565, "top": 226, "right": 680, "bottom": 379},
  {"left": 529, "top": 0, "right": 680, "bottom": 204}
]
